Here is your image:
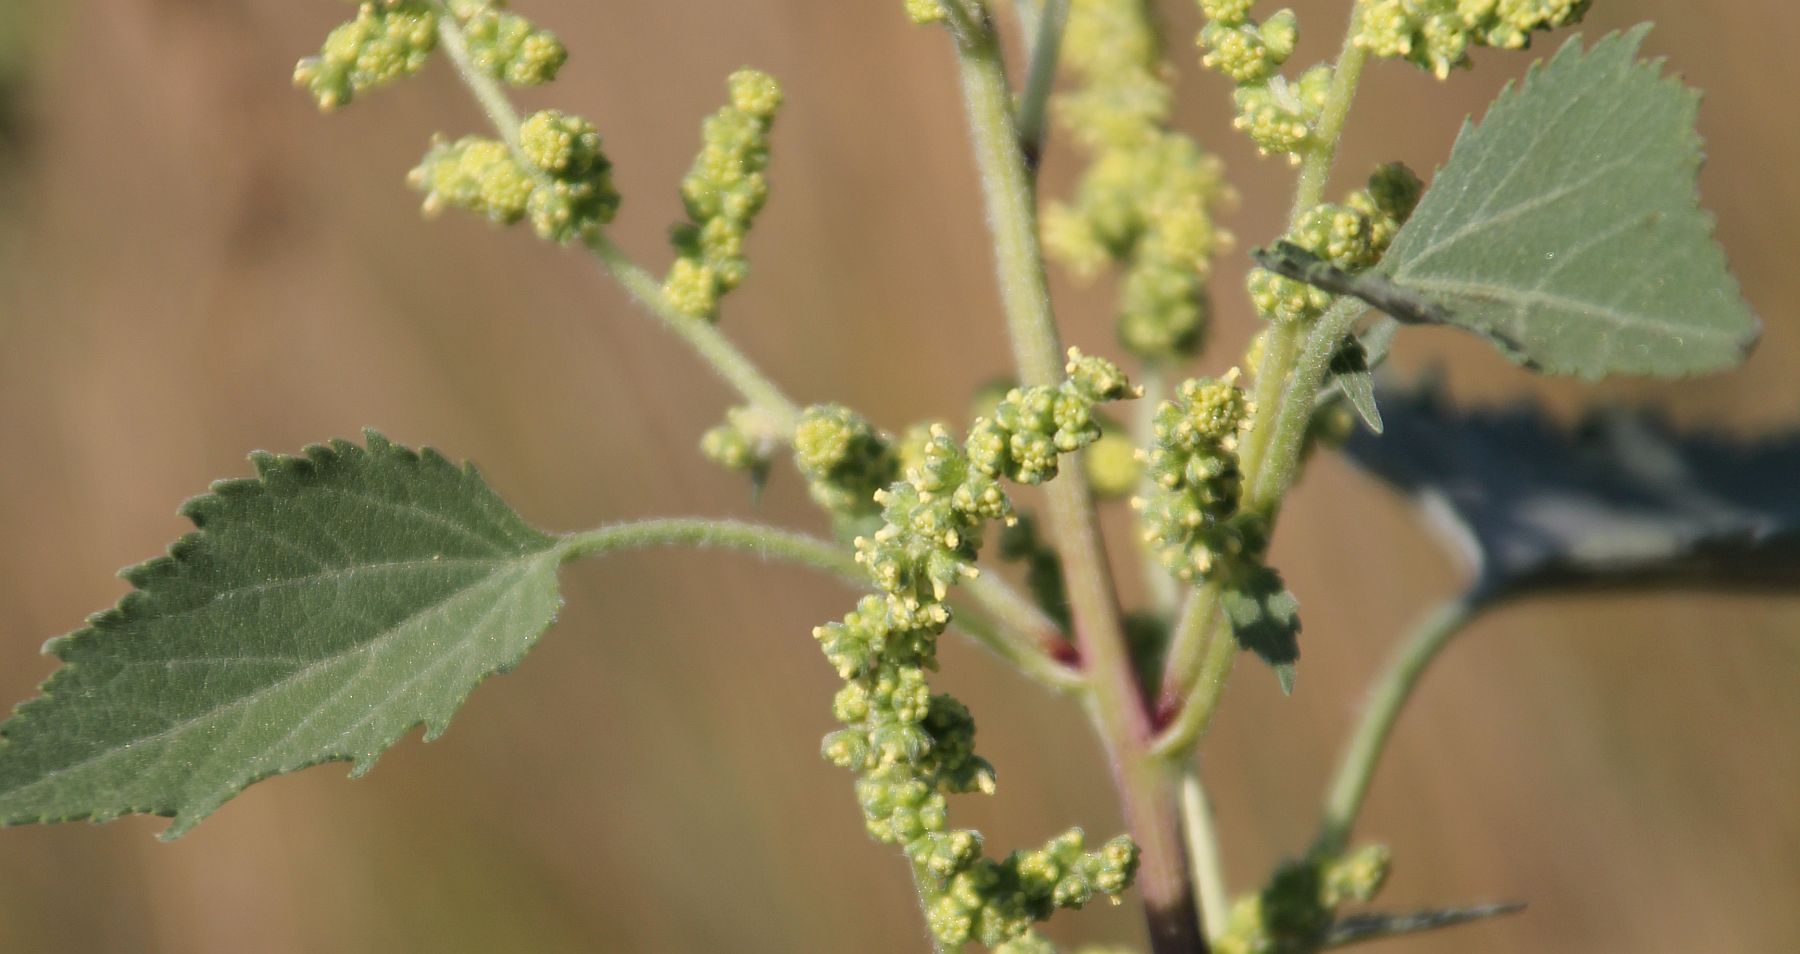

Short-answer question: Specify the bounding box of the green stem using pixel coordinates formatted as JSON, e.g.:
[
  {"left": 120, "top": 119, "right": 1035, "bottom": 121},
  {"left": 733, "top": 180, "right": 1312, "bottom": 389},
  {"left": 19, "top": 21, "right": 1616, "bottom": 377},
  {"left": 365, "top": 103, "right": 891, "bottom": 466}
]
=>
[
  {"left": 1180, "top": 767, "right": 1231, "bottom": 942},
  {"left": 1153, "top": 15, "right": 1372, "bottom": 756},
  {"left": 434, "top": 8, "right": 799, "bottom": 433},
  {"left": 583, "top": 234, "right": 800, "bottom": 432},
  {"left": 950, "top": 17, "right": 1202, "bottom": 954},
  {"left": 559, "top": 518, "right": 1080, "bottom": 692},
  {"left": 1315, "top": 596, "right": 1480, "bottom": 855},
  {"left": 560, "top": 518, "right": 860, "bottom": 573},
  {"left": 1015, "top": 0, "right": 1069, "bottom": 169}
]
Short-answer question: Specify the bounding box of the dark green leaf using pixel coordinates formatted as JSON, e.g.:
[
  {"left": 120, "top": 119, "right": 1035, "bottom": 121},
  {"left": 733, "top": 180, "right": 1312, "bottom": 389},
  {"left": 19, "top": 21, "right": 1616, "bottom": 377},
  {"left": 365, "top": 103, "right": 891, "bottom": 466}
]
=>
[
  {"left": 0, "top": 432, "right": 565, "bottom": 837},
  {"left": 1342, "top": 382, "right": 1800, "bottom": 602},
  {"left": 1222, "top": 566, "right": 1300, "bottom": 692},
  {"left": 1327, "top": 335, "right": 1383, "bottom": 434},
  {"left": 1381, "top": 27, "right": 1758, "bottom": 378}
]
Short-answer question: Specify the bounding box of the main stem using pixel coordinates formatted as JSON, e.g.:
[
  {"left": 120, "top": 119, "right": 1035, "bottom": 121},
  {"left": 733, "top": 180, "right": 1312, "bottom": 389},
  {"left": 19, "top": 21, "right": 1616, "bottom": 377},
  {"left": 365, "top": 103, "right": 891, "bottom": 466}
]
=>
[
  {"left": 951, "top": 16, "right": 1203, "bottom": 954},
  {"left": 1153, "top": 18, "right": 1372, "bottom": 757}
]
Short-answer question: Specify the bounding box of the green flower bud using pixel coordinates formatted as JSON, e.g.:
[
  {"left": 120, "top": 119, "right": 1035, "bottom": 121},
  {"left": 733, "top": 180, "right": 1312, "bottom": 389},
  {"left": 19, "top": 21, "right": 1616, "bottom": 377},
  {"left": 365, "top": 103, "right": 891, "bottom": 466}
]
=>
[
  {"left": 903, "top": 0, "right": 949, "bottom": 24},
  {"left": 454, "top": 0, "right": 567, "bottom": 87},
  {"left": 1199, "top": 0, "right": 1257, "bottom": 27},
  {"left": 1052, "top": 0, "right": 1232, "bottom": 363},
  {"left": 1136, "top": 372, "right": 1251, "bottom": 581},
  {"left": 663, "top": 70, "right": 783, "bottom": 320},
  {"left": 1198, "top": 9, "right": 1299, "bottom": 85},
  {"left": 409, "top": 135, "right": 534, "bottom": 224},
  {"left": 294, "top": 1, "right": 438, "bottom": 111},
  {"left": 1354, "top": 0, "right": 1589, "bottom": 77},
  {"left": 794, "top": 404, "right": 899, "bottom": 536},
  {"left": 1231, "top": 64, "right": 1331, "bottom": 163},
  {"left": 1322, "top": 842, "right": 1392, "bottom": 906},
  {"left": 812, "top": 354, "right": 1139, "bottom": 943}
]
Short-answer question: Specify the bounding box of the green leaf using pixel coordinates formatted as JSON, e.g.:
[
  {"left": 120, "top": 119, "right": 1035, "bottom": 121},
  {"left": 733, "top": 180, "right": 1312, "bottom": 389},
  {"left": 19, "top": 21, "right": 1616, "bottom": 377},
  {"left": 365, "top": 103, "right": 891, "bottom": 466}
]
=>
[
  {"left": 1380, "top": 27, "right": 1758, "bottom": 379},
  {"left": 0, "top": 432, "right": 565, "bottom": 838},
  {"left": 1221, "top": 566, "right": 1300, "bottom": 693},
  {"left": 1327, "top": 335, "right": 1383, "bottom": 434},
  {"left": 1342, "top": 381, "right": 1800, "bottom": 602}
]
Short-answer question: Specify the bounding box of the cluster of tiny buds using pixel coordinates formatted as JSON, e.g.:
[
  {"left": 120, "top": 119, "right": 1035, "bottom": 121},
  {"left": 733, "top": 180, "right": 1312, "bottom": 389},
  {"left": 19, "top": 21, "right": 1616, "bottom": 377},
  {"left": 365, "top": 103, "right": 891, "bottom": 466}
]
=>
[
  {"left": 1046, "top": 0, "right": 1234, "bottom": 364},
  {"left": 1247, "top": 162, "right": 1421, "bottom": 323},
  {"left": 812, "top": 349, "right": 1140, "bottom": 949},
  {"left": 294, "top": 0, "right": 564, "bottom": 111},
  {"left": 663, "top": 70, "right": 783, "bottom": 321},
  {"left": 699, "top": 405, "right": 788, "bottom": 487},
  {"left": 1355, "top": 0, "right": 1590, "bottom": 78},
  {"left": 791, "top": 404, "right": 901, "bottom": 538},
  {"left": 408, "top": 108, "right": 620, "bottom": 243},
  {"left": 1133, "top": 370, "right": 1254, "bottom": 582},
  {"left": 1215, "top": 844, "right": 1392, "bottom": 954},
  {"left": 1196, "top": 0, "right": 1332, "bottom": 164},
  {"left": 903, "top": 0, "right": 950, "bottom": 26}
]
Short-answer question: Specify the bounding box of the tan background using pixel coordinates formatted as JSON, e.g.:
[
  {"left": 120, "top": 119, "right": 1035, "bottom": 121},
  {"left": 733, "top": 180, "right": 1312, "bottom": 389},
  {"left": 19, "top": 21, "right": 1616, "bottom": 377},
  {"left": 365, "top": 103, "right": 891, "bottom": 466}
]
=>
[{"left": 1, "top": 2, "right": 1796, "bottom": 951}]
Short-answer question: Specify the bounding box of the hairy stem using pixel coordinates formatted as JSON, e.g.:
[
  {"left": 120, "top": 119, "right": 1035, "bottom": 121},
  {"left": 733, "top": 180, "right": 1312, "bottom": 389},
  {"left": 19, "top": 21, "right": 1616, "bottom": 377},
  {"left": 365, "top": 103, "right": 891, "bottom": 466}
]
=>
[
  {"left": 1180, "top": 767, "right": 1230, "bottom": 942},
  {"left": 560, "top": 518, "right": 1081, "bottom": 692},
  {"left": 1153, "top": 13, "right": 1372, "bottom": 756},
  {"left": 950, "top": 15, "right": 1203, "bottom": 953},
  {"left": 1315, "top": 596, "right": 1480, "bottom": 855},
  {"left": 434, "top": 8, "right": 799, "bottom": 433}
]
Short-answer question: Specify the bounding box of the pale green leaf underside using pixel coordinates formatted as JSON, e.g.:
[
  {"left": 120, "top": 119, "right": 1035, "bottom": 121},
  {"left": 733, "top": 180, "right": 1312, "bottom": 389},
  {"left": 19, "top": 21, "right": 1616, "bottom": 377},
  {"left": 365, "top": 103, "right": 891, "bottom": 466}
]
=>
[
  {"left": 0, "top": 432, "right": 562, "bottom": 838},
  {"left": 1383, "top": 26, "right": 1758, "bottom": 378}
]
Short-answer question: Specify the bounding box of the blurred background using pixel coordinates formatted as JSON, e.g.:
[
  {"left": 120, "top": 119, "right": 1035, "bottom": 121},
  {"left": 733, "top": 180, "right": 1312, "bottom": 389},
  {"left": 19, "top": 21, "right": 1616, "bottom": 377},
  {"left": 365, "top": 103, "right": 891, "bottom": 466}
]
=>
[{"left": 1, "top": 1, "right": 1796, "bottom": 951}]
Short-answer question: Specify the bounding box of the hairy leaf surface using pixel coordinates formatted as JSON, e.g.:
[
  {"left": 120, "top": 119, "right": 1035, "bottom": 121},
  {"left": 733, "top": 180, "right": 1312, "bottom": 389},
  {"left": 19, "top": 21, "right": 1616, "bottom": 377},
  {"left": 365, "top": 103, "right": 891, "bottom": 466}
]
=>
[
  {"left": 1342, "top": 383, "right": 1800, "bottom": 602},
  {"left": 1381, "top": 27, "right": 1758, "bottom": 378},
  {"left": 0, "top": 432, "right": 563, "bottom": 837}
]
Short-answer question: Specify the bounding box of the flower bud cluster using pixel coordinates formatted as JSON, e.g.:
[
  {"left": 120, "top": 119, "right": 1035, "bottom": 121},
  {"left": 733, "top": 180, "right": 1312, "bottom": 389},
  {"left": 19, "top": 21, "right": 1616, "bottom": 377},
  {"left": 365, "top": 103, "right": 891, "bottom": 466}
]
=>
[
  {"left": 966, "top": 350, "right": 1140, "bottom": 487},
  {"left": 1215, "top": 844, "right": 1392, "bottom": 954},
  {"left": 903, "top": 0, "right": 951, "bottom": 25},
  {"left": 294, "top": 1, "right": 566, "bottom": 112},
  {"left": 294, "top": 1, "right": 437, "bottom": 111},
  {"left": 664, "top": 70, "right": 783, "bottom": 321},
  {"left": 700, "top": 405, "right": 787, "bottom": 486},
  {"left": 1355, "top": 0, "right": 1590, "bottom": 78},
  {"left": 448, "top": 0, "right": 567, "bottom": 86},
  {"left": 1135, "top": 372, "right": 1257, "bottom": 583},
  {"left": 814, "top": 351, "right": 1139, "bottom": 949},
  {"left": 1196, "top": 1, "right": 1331, "bottom": 163},
  {"left": 793, "top": 404, "right": 901, "bottom": 539},
  {"left": 1045, "top": 0, "right": 1231, "bottom": 364},
  {"left": 408, "top": 109, "right": 620, "bottom": 243},
  {"left": 1246, "top": 162, "right": 1421, "bottom": 324}
]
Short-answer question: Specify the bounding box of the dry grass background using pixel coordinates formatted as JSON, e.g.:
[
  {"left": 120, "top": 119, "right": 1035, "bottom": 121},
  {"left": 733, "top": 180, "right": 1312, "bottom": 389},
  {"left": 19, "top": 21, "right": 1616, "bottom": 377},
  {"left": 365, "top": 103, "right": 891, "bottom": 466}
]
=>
[{"left": 0, "top": 2, "right": 1796, "bottom": 951}]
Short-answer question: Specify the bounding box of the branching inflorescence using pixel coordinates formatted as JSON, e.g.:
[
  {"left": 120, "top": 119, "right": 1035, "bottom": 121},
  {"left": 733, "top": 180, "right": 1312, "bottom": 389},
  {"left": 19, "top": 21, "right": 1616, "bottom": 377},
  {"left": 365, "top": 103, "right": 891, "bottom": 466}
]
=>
[{"left": 8, "top": 0, "right": 1776, "bottom": 953}]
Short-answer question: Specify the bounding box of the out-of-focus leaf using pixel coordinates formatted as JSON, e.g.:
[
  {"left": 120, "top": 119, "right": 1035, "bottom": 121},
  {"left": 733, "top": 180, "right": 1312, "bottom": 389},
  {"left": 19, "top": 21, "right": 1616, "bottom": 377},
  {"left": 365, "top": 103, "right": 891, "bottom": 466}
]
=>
[
  {"left": 1223, "top": 566, "right": 1301, "bottom": 693},
  {"left": 1342, "top": 382, "right": 1800, "bottom": 602},
  {"left": 1324, "top": 902, "right": 1526, "bottom": 948},
  {"left": 1379, "top": 28, "right": 1759, "bottom": 379}
]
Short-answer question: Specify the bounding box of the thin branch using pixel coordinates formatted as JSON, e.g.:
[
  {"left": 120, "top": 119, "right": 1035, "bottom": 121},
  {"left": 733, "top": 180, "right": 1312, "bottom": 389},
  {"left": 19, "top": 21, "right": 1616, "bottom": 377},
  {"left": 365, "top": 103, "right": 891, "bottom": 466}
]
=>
[
  {"left": 433, "top": 7, "right": 798, "bottom": 432},
  {"left": 1314, "top": 596, "right": 1482, "bottom": 855},
  {"left": 1180, "top": 767, "right": 1231, "bottom": 942}
]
